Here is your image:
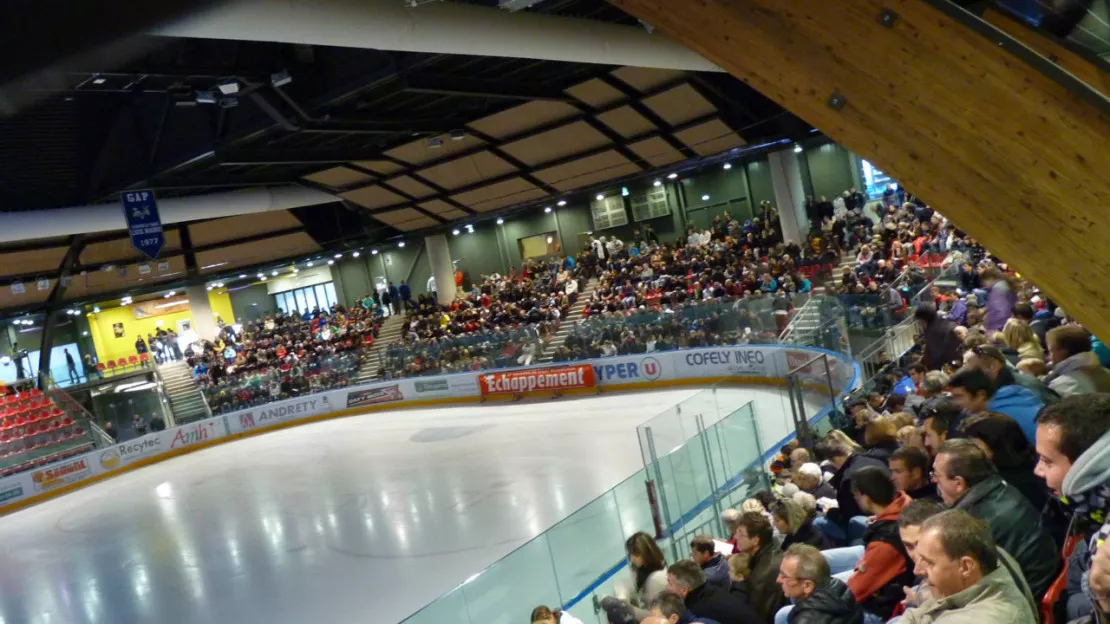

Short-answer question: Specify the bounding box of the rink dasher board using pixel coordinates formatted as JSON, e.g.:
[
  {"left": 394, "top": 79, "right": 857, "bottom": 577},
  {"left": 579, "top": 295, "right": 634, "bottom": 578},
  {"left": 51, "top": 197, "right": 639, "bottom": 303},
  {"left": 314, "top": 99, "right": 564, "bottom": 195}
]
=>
[{"left": 0, "top": 345, "right": 857, "bottom": 514}]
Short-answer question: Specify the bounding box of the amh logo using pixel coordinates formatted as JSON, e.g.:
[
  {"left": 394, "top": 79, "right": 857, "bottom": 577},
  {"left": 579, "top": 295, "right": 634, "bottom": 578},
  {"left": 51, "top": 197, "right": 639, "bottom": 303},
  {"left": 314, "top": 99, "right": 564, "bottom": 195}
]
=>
[
  {"left": 100, "top": 450, "right": 120, "bottom": 470},
  {"left": 640, "top": 357, "right": 662, "bottom": 381}
]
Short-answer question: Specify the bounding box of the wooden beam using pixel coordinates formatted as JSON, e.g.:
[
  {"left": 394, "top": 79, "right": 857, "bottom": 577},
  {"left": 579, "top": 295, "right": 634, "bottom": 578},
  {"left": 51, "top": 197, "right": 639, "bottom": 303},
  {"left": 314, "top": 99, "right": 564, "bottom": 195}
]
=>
[{"left": 606, "top": 0, "right": 1110, "bottom": 340}]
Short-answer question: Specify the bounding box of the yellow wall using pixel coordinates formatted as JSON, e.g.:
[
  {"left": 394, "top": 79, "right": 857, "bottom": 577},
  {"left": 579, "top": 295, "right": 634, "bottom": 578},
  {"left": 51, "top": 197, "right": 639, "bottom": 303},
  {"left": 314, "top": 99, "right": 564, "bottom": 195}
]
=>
[
  {"left": 87, "top": 306, "right": 194, "bottom": 365},
  {"left": 208, "top": 290, "right": 234, "bottom": 326}
]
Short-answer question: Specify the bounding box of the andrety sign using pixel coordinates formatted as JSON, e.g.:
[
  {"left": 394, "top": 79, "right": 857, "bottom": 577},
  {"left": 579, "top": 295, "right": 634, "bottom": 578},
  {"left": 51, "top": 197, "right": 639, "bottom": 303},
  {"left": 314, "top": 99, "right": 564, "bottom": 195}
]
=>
[{"left": 238, "top": 397, "right": 329, "bottom": 432}]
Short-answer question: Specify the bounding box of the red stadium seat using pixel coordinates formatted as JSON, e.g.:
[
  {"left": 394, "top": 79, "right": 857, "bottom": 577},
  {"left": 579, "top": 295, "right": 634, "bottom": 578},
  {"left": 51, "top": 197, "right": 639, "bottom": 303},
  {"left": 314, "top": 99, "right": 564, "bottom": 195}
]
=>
[
  {"left": 139, "top": 353, "right": 149, "bottom": 364},
  {"left": 128, "top": 355, "right": 138, "bottom": 366},
  {"left": 28, "top": 388, "right": 41, "bottom": 398},
  {"left": 1040, "top": 535, "right": 1078, "bottom": 624},
  {"left": 116, "top": 358, "right": 127, "bottom": 368},
  {"left": 96, "top": 363, "right": 106, "bottom": 373}
]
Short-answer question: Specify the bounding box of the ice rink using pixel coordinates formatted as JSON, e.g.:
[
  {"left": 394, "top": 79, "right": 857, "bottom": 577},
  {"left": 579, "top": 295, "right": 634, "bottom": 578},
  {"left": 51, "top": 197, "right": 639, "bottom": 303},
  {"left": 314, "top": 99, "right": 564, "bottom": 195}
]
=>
[{"left": 0, "top": 386, "right": 825, "bottom": 624}]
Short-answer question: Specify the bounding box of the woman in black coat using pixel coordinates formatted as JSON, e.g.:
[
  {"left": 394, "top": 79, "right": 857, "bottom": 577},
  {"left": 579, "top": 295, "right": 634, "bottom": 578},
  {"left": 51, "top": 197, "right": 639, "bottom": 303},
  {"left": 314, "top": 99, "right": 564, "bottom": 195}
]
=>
[{"left": 772, "top": 498, "right": 833, "bottom": 552}]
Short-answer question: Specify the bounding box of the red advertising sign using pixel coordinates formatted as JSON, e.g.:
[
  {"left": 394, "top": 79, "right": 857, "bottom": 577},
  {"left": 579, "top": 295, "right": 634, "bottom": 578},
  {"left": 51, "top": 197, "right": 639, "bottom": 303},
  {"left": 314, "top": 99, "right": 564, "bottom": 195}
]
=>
[{"left": 479, "top": 365, "right": 596, "bottom": 396}]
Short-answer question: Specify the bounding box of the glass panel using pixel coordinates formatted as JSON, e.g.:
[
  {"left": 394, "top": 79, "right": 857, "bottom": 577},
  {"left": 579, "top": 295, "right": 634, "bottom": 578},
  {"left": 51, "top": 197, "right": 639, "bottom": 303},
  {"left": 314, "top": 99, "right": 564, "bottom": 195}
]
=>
[
  {"left": 547, "top": 491, "right": 625, "bottom": 605},
  {"left": 324, "top": 282, "right": 338, "bottom": 308},
  {"left": 315, "top": 284, "right": 329, "bottom": 311},
  {"left": 294, "top": 289, "right": 308, "bottom": 314},
  {"left": 458, "top": 534, "right": 561, "bottom": 623}
]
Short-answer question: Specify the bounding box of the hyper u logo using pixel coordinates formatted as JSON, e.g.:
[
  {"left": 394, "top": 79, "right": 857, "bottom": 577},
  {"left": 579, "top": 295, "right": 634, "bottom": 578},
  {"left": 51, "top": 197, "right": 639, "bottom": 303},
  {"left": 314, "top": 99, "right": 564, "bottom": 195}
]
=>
[{"left": 592, "top": 357, "right": 661, "bottom": 382}]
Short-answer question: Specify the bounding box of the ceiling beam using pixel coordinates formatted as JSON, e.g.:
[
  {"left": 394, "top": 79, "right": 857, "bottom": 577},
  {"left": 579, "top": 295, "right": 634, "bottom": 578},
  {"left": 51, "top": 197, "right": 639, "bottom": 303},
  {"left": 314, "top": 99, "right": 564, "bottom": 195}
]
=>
[{"left": 400, "top": 72, "right": 581, "bottom": 103}]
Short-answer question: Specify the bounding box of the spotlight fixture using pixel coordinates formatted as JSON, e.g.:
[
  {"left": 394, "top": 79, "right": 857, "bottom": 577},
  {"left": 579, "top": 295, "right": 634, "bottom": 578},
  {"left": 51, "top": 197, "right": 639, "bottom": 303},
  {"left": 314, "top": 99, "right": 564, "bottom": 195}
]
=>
[
  {"left": 270, "top": 69, "right": 292, "bottom": 87},
  {"left": 238, "top": 274, "right": 246, "bottom": 279},
  {"left": 653, "top": 180, "right": 662, "bottom": 187},
  {"left": 544, "top": 206, "right": 552, "bottom": 213},
  {"left": 207, "top": 286, "right": 213, "bottom": 291},
  {"left": 723, "top": 163, "right": 732, "bottom": 170},
  {"left": 452, "top": 229, "right": 460, "bottom": 236},
  {"left": 353, "top": 251, "right": 360, "bottom": 258},
  {"left": 794, "top": 144, "right": 803, "bottom": 154},
  {"left": 195, "top": 90, "right": 217, "bottom": 105},
  {"left": 217, "top": 78, "right": 239, "bottom": 95},
  {"left": 334, "top": 253, "right": 342, "bottom": 259},
  {"left": 398, "top": 241, "right": 406, "bottom": 248},
  {"left": 496, "top": 218, "right": 504, "bottom": 225},
  {"left": 667, "top": 173, "right": 678, "bottom": 179},
  {"left": 465, "top": 224, "right": 474, "bottom": 233},
  {"left": 82, "top": 331, "right": 90, "bottom": 337},
  {"left": 557, "top": 200, "right": 567, "bottom": 207},
  {"left": 257, "top": 274, "right": 265, "bottom": 280},
  {"left": 595, "top": 194, "right": 604, "bottom": 201},
  {"left": 271, "top": 270, "right": 278, "bottom": 276},
  {"left": 307, "top": 261, "right": 314, "bottom": 267},
  {"left": 328, "top": 260, "right": 335, "bottom": 265},
  {"left": 92, "top": 306, "right": 100, "bottom": 313},
  {"left": 92, "top": 77, "right": 107, "bottom": 85},
  {"left": 164, "top": 291, "right": 176, "bottom": 299},
  {"left": 546, "top": 236, "right": 553, "bottom": 244},
  {"left": 371, "top": 249, "right": 379, "bottom": 255},
  {"left": 292, "top": 269, "right": 299, "bottom": 274},
  {"left": 702, "top": 194, "right": 710, "bottom": 201}
]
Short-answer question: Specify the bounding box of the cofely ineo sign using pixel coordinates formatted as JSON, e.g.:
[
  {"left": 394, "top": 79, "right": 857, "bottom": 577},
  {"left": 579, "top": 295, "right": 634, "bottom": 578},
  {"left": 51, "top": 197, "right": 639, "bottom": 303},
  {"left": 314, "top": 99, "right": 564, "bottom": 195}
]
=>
[{"left": 121, "top": 190, "right": 164, "bottom": 259}]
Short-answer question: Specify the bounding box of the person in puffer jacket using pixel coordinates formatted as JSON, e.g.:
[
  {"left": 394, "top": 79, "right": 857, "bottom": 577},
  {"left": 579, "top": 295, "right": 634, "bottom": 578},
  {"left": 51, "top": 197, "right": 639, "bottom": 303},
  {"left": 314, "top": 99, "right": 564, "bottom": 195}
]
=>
[{"left": 1045, "top": 325, "right": 1110, "bottom": 397}]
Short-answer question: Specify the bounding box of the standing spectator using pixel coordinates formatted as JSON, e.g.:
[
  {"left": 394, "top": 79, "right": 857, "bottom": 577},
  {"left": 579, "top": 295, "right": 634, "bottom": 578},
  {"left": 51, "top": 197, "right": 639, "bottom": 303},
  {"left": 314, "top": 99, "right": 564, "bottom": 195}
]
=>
[
  {"left": 932, "top": 439, "right": 1058, "bottom": 598},
  {"left": 149, "top": 412, "right": 166, "bottom": 432},
  {"left": 775, "top": 544, "right": 863, "bottom": 624},
  {"left": 64, "top": 348, "right": 79, "bottom": 384},
  {"left": 812, "top": 438, "right": 888, "bottom": 545},
  {"left": 103, "top": 420, "right": 118, "bottom": 441},
  {"left": 890, "top": 446, "right": 939, "bottom": 500},
  {"left": 733, "top": 511, "right": 787, "bottom": 621},
  {"left": 915, "top": 304, "right": 962, "bottom": 370},
  {"left": 689, "top": 536, "right": 730, "bottom": 588},
  {"left": 664, "top": 560, "right": 762, "bottom": 624},
  {"left": 899, "top": 510, "right": 1037, "bottom": 623},
  {"left": 132, "top": 414, "right": 147, "bottom": 437},
  {"left": 134, "top": 335, "right": 148, "bottom": 357},
  {"left": 980, "top": 267, "right": 1017, "bottom": 333},
  {"left": 387, "top": 281, "right": 400, "bottom": 315},
  {"left": 380, "top": 287, "right": 392, "bottom": 317},
  {"left": 1044, "top": 325, "right": 1110, "bottom": 396},
  {"left": 399, "top": 280, "right": 412, "bottom": 312},
  {"left": 947, "top": 367, "right": 1043, "bottom": 444}
]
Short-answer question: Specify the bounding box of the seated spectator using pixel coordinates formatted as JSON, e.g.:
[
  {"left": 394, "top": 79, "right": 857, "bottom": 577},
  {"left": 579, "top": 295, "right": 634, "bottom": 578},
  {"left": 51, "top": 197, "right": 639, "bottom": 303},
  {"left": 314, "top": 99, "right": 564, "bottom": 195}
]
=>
[
  {"left": 601, "top": 532, "right": 668, "bottom": 623},
  {"left": 915, "top": 304, "right": 962, "bottom": 371},
  {"left": 530, "top": 605, "right": 584, "bottom": 624},
  {"left": 775, "top": 544, "right": 863, "bottom": 624},
  {"left": 721, "top": 509, "right": 742, "bottom": 552},
  {"left": 772, "top": 498, "right": 832, "bottom": 552},
  {"left": 932, "top": 439, "right": 1058, "bottom": 598},
  {"left": 964, "top": 344, "right": 1058, "bottom": 406},
  {"left": 733, "top": 512, "right": 787, "bottom": 622},
  {"left": 921, "top": 401, "right": 963, "bottom": 458},
  {"left": 1002, "top": 318, "right": 1043, "bottom": 361},
  {"left": 793, "top": 463, "right": 836, "bottom": 501},
  {"left": 728, "top": 552, "right": 752, "bottom": 603},
  {"left": 947, "top": 367, "right": 1043, "bottom": 444},
  {"left": 812, "top": 437, "right": 889, "bottom": 545},
  {"left": 890, "top": 445, "right": 939, "bottom": 500},
  {"left": 1044, "top": 325, "right": 1110, "bottom": 396},
  {"left": 958, "top": 412, "right": 1048, "bottom": 512},
  {"left": 862, "top": 419, "right": 899, "bottom": 465},
  {"left": 664, "top": 560, "right": 762, "bottom": 624},
  {"left": 893, "top": 363, "right": 927, "bottom": 396},
  {"left": 900, "top": 510, "right": 1037, "bottom": 623},
  {"left": 689, "top": 535, "right": 730, "bottom": 589}
]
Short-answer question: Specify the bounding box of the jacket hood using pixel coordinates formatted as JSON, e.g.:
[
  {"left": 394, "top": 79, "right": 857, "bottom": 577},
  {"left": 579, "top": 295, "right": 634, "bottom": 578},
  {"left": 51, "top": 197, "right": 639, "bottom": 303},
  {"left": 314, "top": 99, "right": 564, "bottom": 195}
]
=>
[
  {"left": 1063, "top": 428, "right": 1110, "bottom": 497},
  {"left": 877, "top": 491, "right": 913, "bottom": 522},
  {"left": 797, "top": 577, "right": 858, "bottom": 616},
  {"left": 988, "top": 384, "right": 1040, "bottom": 410},
  {"left": 1048, "top": 351, "right": 1100, "bottom": 380}
]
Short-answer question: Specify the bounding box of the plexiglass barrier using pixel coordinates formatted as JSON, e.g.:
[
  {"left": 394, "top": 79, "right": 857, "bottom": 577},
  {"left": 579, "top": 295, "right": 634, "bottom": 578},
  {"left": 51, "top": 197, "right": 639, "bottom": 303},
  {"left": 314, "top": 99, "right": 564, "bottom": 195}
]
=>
[{"left": 399, "top": 398, "right": 768, "bottom": 624}]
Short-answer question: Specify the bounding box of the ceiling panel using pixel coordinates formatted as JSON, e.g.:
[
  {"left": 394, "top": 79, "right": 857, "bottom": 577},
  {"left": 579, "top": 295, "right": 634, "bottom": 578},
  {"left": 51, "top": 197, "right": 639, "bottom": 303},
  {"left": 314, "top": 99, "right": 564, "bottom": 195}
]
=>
[
  {"left": 564, "top": 78, "right": 626, "bottom": 108},
  {"left": 628, "top": 136, "right": 685, "bottom": 167},
  {"left": 384, "top": 135, "right": 486, "bottom": 165},
  {"left": 417, "top": 200, "right": 457, "bottom": 215},
  {"left": 500, "top": 121, "right": 611, "bottom": 166},
  {"left": 450, "top": 177, "right": 547, "bottom": 213},
  {"left": 302, "top": 166, "right": 374, "bottom": 189},
  {"left": 596, "top": 106, "right": 657, "bottom": 138},
  {"left": 373, "top": 208, "right": 426, "bottom": 225},
  {"left": 416, "top": 151, "right": 517, "bottom": 189},
  {"left": 533, "top": 150, "right": 642, "bottom": 192},
  {"left": 611, "top": 67, "right": 685, "bottom": 92},
  {"left": 351, "top": 160, "right": 404, "bottom": 175},
  {"left": 387, "top": 175, "right": 437, "bottom": 199},
  {"left": 467, "top": 100, "right": 580, "bottom": 139},
  {"left": 641, "top": 84, "right": 717, "bottom": 126},
  {"left": 0, "top": 246, "right": 70, "bottom": 278},
  {"left": 392, "top": 217, "right": 440, "bottom": 232},
  {"left": 194, "top": 232, "right": 321, "bottom": 274},
  {"left": 0, "top": 280, "right": 53, "bottom": 309},
  {"left": 65, "top": 258, "right": 187, "bottom": 299},
  {"left": 673, "top": 119, "right": 746, "bottom": 156},
  {"left": 188, "top": 210, "right": 304, "bottom": 247},
  {"left": 341, "top": 185, "right": 408, "bottom": 210},
  {"left": 80, "top": 229, "right": 183, "bottom": 265},
  {"left": 438, "top": 209, "right": 469, "bottom": 220}
]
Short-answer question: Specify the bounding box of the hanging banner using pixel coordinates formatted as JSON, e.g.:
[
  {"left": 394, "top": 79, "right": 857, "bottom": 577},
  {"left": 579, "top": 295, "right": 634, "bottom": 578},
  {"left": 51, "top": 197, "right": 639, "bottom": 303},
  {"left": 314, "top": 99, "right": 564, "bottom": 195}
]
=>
[{"left": 121, "top": 190, "right": 164, "bottom": 260}]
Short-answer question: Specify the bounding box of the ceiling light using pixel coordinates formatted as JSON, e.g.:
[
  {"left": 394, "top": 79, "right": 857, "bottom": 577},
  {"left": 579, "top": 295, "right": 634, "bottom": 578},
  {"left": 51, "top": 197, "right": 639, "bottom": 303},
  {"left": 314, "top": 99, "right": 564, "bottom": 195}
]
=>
[
  {"left": 238, "top": 274, "right": 246, "bottom": 279},
  {"left": 653, "top": 180, "right": 662, "bottom": 187},
  {"left": 546, "top": 236, "right": 553, "bottom": 244},
  {"left": 452, "top": 229, "right": 460, "bottom": 236},
  {"left": 82, "top": 331, "right": 89, "bottom": 337},
  {"left": 352, "top": 251, "right": 360, "bottom": 258},
  {"left": 667, "top": 173, "right": 678, "bottom": 179},
  {"left": 595, "top": 194, "right": 604, "bottom": 201},
  {"left": 328, "top": 260, "right": 335, "bottom": 265},
  {"left": 92, "top": 77, "right": 107, "bottom": 85},
  {"left": 257, "top": 274, "right": 265, "bottom": 280},
  {"left": 218, "top": 96, "right": 239, "bottom": 109},
  {"left": 259, "top": 276, "right": 266, "bottom": 281},
  {"left": 496, "top": 218, "right": 504, "bottom": 225},
  {"left": 465, "top": 224, "right": 474, "bottom": 233},
  {"left": 702, "top": 194, "right": 710, "bottom": 201},
  {"left": 292, "top": 269, "right": 299, "bottom": 274},
  {"left": 557, "top": 200, "right": 567, "bottom": 207},
  {"left": 271, "top": 270, "right": 278, "bottom": 276},
  {"left": 449, "top": 129, "right": 467, "bottom": 142},
  {"left": 723, "top": 163, "right": 732, "bottom": 170},
  {"left": 207, "top": 286, "right": 213, "bottom": 291},
  {"left": 371, "top": 249, "right": 379, "bottom": 255},
  {"left": 426, "top": 137, "right": 443, "bottom": 149},
  {"left": 307, "top": 261, "right": 314, "bottom": 267},
  {"left": 92, "top": 306, "right": 100, "bottom": 313},
  {"left": 334, "top": 253, "right": 342, "bottom": 259},
  {"left": 270, "top": 69, "right": 292, "bottom": 88},
  {"left": 398, "top": 241, "right": 406, "bottom": 248},
  {"left": 217, "top": 78, "right": 239, "bottom": 95},
  {"left": 196, "top": 90, "right": 217, "bottom": 105},
  {"left": 544, "top": 206, "right": 552, "bottom": 213},
  {"left": 794, "top": 144, "right": 803, "bottom": 153},
  {"left": 164, "top": 291, "right": 175, "bottom": 298}
]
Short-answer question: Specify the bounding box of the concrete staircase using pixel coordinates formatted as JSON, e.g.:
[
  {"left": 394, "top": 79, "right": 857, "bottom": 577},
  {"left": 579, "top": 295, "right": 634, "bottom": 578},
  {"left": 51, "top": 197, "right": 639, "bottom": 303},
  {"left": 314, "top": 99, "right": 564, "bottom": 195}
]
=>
[
  {"left": 537, "top": 278, "right": 598, "bottom": 364},
  {"left": 158, "top": 360, "right": 209, "bottom": 425},
  {"left": 780, "top": 252, "right": 855, "bottom": 344},
  {"left": 356, "top": 315, "right": 406, "bottom": 384}
]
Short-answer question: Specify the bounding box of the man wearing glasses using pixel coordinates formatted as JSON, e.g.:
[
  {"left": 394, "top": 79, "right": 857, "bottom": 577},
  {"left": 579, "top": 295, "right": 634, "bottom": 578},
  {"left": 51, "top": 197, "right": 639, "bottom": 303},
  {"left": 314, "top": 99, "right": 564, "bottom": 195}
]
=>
[{"left": 775, "top": 544, "right": 863, "bottom": 624}]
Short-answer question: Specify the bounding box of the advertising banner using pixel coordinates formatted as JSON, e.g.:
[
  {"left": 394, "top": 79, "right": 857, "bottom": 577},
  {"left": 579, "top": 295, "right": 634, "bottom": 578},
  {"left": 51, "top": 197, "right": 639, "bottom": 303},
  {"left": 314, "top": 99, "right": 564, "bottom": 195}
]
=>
[
  {"left": 672, "top": 347, "right": 773, "bottom": 379},
  {"left": 479, "top": 364, "right": 596, "bottom": 396},
  {"left": 346, "top": 384, "right": 404, "bottom": 408},
  {"left": 30, "top": 457, "right": 92, "bottom": 492},
  {"left": 592, "top": 354, "right": 667, "bottom": 385},
  {"left": 229, "top": 395, "right": 335, "bottom": 434}
]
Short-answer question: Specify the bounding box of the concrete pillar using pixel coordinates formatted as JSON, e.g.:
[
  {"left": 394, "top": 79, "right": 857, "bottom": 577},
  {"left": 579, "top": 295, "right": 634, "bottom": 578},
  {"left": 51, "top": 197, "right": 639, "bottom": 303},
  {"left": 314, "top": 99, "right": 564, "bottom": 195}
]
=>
[
  {"left": 186, "top": 285, "right": 219, "bottom": 342},
  {"left": 425, "top": 233, "right": 456, "bottom": 304},
  {"left": 767, "top": 148, "right": 808, "bottom": 245}
]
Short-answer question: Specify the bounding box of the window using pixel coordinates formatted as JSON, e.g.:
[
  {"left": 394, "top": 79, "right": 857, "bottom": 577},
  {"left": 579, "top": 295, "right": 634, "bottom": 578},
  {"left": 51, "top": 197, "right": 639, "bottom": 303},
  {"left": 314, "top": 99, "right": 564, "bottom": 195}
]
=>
[
  {"left": 276, "top": 282, "right": 338, "bottom": 316},
  {"left": 861, "top": 159, "right": 900, "bottom": 200},
  {"left": 630, "top": 186, "right": 672, "bottom": 221},
  {"left": 518, "top": 232, "right": 562, "bottom": 260},
  {"left": 590, "top": 195, "right": 629, "bottom": 230}
]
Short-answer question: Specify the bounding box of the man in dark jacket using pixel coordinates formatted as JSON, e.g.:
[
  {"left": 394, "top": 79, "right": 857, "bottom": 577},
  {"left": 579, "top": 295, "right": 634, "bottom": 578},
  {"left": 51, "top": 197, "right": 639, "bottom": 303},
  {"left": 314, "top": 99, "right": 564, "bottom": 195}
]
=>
[
  {"left": 915, "top": 303, "right": 962, "bottom": 370},
  {"left": 665, "top": 560, "right": 762, "bottom": 624},
  {"left": 387, "top": 282, "right": 399, "bottom": 315},
  {"left": 777, "top": 544, "right": 863, "bottom": 624},
  {"left": 813, "top": 438, "right": 889, "bottom": 545},
  {"left": 646, "top": 590, "right": 722, "bottom": 624},
  {"left": 399, "top": 280, "right": 412, "bottom": 312},
  {"left": 689, "top": 536, "right": 730, "bottom": 588},
  {"left": 934, "top": 438, "right": 1059, "bottom": 598},
  {"left": 889, "top": 446, "right": 939, "bottom": 501},
  {"left": 965, "top": 344, "right": 1059, "bottom": 406},
  {"left": 734, "top": 512, "right": 787, "bottom": 622}
]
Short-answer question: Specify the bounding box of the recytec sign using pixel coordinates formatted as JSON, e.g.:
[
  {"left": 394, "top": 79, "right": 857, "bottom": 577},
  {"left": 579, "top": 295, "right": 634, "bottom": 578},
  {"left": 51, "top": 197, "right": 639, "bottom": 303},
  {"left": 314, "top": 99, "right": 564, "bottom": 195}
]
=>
[{"left": 414, "top": 379, "right": 449, "bottom": 393}]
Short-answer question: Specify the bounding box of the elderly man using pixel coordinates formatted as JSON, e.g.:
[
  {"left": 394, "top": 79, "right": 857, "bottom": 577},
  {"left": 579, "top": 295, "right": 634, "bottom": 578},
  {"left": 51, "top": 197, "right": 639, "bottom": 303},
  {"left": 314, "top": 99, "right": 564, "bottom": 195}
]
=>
[
  {"left": 664, "top": 560, "right": 761, "bottom": 624},
  {"left": 640, "top": 590, "right": 722, "bottom": 624},
  {"left": 793, "top": 462, "right": 836, "bottom": 500},
  {"left": 900, "top": 510, "right": 1036, "bottom": 623},
  {"left": 775, "top": 544, "right": 862, "bottom": 624},
  {"left": 932, "top": 439, "right": 1058, "bottom": 598}
]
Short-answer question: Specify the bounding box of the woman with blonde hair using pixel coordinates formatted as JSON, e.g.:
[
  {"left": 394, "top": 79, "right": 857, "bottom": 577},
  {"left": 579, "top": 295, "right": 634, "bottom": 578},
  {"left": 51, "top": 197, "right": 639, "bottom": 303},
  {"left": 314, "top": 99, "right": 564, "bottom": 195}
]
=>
[
  {"left": 770, "top": 498, "right": 832, "bottom": 551},
  {"left": 1002, "top": 318, "right": 1044, "bottom": 361}
]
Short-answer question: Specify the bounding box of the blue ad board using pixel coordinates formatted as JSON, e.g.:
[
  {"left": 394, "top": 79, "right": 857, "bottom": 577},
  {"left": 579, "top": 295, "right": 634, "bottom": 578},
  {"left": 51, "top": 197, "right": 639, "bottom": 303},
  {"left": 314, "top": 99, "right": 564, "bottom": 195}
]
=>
[{"left": 121, "top": 190, "right": 164, "bottom": 260}]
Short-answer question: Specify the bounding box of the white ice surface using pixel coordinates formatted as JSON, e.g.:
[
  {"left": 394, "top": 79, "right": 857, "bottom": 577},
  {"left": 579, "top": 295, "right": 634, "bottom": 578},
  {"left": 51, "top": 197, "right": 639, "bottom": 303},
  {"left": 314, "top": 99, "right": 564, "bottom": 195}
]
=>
[{"left": 0, "top": 386, "right": 827, "bottom": 624}]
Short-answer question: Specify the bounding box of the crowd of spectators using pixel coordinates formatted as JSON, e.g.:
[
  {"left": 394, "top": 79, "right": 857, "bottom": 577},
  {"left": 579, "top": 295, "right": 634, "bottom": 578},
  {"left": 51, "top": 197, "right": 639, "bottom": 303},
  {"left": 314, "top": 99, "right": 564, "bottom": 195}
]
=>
[{"left": 192, "top": 305, "right": 378, "bottom": 414}]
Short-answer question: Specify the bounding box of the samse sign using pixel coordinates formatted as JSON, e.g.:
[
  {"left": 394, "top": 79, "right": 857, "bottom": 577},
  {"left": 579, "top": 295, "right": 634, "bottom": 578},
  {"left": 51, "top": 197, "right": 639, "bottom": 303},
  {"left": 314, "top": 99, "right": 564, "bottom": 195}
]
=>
[{"left": 479, "top": 365, "right": 595, "bottom": 396}]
